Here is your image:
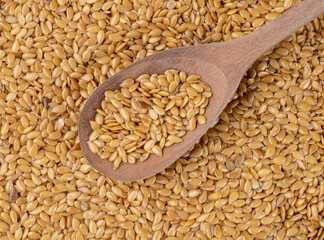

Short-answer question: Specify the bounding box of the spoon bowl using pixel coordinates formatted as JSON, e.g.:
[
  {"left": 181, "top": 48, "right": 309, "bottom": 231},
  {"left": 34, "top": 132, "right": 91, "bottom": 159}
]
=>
[
  {"left": 79, "top": 0, "right": 324, "bottom": 181},
  {"left": 79, "top": 48, "right": 230, "bottom": 181}
]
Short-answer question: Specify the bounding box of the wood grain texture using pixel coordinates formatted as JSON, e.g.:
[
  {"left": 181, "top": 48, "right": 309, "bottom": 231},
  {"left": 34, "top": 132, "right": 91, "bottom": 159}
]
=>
[{"left": 79, "top": 0, "right": 324, "bottom": 181}]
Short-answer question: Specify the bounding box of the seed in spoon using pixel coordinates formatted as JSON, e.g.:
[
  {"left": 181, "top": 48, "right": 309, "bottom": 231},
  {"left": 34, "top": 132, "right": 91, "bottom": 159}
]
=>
[{"left": 87, "top": 69, "right": 212, "bottom": 170}]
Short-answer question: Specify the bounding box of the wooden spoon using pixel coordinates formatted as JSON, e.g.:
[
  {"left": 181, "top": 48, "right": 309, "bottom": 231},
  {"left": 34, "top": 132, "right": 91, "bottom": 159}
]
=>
[{"left": 79, "top": 0, "right": 324, "bottom": 181}]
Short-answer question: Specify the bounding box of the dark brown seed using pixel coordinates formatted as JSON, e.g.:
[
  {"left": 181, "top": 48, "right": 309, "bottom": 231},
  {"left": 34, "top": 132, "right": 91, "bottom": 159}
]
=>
[
  {"left": 43, "top": 97, "right": 51, "bottom": 109},
  {"left": 10, "top": 187, "right": 18, "bottom": 202}
]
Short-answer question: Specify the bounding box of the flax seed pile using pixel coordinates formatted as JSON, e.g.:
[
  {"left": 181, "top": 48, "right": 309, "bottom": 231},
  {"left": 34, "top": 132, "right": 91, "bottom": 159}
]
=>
[
  {"left": 87, "top": 70, "right": 211, "bottom": 170},
  {"left": 0, "top": 0, "right": 323, "bottom": 239}
]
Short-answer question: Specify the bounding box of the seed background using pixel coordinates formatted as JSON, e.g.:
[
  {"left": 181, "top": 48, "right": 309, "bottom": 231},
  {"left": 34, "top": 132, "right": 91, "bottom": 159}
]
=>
[{"left": 0, "top": 0, "right": 323, "bottom": 239}]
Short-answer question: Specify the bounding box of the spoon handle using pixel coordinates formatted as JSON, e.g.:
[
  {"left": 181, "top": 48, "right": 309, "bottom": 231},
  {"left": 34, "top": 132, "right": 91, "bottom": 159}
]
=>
[{"left": 240, "top": 0, "right": 324, "bottom": 64}]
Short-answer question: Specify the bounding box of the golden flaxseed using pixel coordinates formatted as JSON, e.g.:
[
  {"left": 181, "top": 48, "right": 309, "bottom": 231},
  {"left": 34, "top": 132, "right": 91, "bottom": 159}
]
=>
[
  {"left": 0, "top": 0, "right": 323, "bottom": 239},
  {"left": 87, "top": 70, "right": 211, "bottom": 169}
]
